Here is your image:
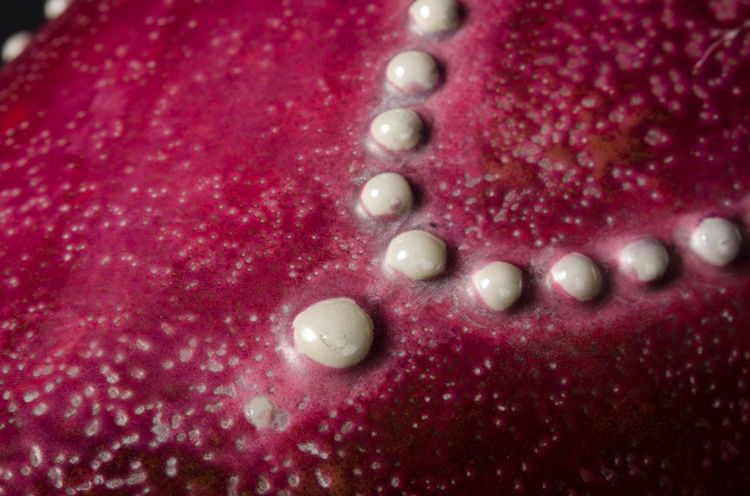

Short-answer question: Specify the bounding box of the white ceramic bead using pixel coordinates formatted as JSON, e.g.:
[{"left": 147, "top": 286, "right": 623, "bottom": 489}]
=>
[
  {"left": 385, "top": 230, "right": 447, "bottom": 281},
  {"left": 243, "top": 396, "right": 274, "bottom": 429},
  {"left": 549, "top": 253, "right": 602, "bottom": 302},
  {"left": 2, "top": 32, "right": 32, "bottom": 63},
  {"left": 386, "top": 50, "right": 439, "bottom": 93},
  {"left": 690, "top": 217, "right": 742, "bottom": 266},
  {"left": 471, "top": 262, "right": 523, "bottom": 311},
  {"left": 408, "top": 0, "right": 461, "bottom": 35},
  {"left": 293, "top": 298, "right": 374, "bottom": 369},
  {"left": 619, "top": 238, "right": 670, "bottom": 282},
  {"left": 370, "top": 108, "right": 423, "bottom": 152},
  {"left": 45, "top": 0, "right": 72, "bottom": 20},
  {"left": 360, "top": 173, "right": 413, "bottom": 217}
]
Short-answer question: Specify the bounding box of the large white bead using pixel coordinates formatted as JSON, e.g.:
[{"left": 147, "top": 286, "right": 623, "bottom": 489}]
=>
[
  {"left": 292, "top": 298, "right": 374, "bottom": 369},
  {"left": 549, "top": 253, "right": 602, "bottom": 302},
  {"left": 408, "top": 0, "right": 461, "bottom": 35},
  {"left": 386, "top": 51, "right": 439, "bottom": 94},
  {"left": 45, "top": 0, "right": 72, "bottom": 20},
  {"left": 360, "top": 173, "right": 413, "bottom": 217},
  {"left": 2, "top": 32, "right": 32, "bottom": 63},
  {"left": 619, "top": 238, "right": 670, "bottom": 282},
  {"left": 471, "top": 262, "right": 523, "bottom": 311},
  {"left": 370, "top": 108, "right": 424, "bottom": 152},
  {"left": 385, "top": 230, "right": 447, "bottom": 281},
  {"left": 689, "top": 217, "right": 742, "bottom": 267}
]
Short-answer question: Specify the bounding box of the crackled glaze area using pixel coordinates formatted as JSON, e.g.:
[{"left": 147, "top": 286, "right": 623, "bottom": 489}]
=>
[{"left": 1, "top": 0, "right": 750, "bottom": 495}]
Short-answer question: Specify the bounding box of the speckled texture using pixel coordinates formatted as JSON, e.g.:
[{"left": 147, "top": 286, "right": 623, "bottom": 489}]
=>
[{"left": 1, "top": 0, "right": 750, "bottom": 494}]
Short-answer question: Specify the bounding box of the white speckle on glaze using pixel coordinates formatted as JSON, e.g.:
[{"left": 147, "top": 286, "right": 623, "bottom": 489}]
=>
[
  {"left": 549, "top": 253, "right": 602, "bottom": 302},
  {"left": 386, "top": 51, "right": 439, "bottom": 93},
  {"left": 360, "top": 172, "right": 413, "bottom": 217},
  {"left": 243, "top": 396, "right": 275, "bottom": 429},
  {"left": 292, "top": 298, "right": 374, "bottom": 368},
  {"left": 619, "top": 237, "right": 670, "bottom": 282},
  {"left": 689, "top": 217, "right": 742, "bottom": 266},
  {"left": 44, "top": 0, "right": 72, "bottom": 20},
  {"left": 408, "top": 0, "right": 461, "bottom": 35},
  {"left": 2, "top": 31, "right": 32, "bottom": 63},
  {"left": 385, "top": 230, "right": 447, "bottom": 280},
  {"left": 370, "top": 108, "right": 423, "bottom": 152},
  {"left": 471, "top": 262, "right": 523, "bottom": 311}
]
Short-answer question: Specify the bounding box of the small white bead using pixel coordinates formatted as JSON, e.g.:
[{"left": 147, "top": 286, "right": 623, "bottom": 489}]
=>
[
  {"left": 471, "top": 262, "right": 523, "bottom": 311},
  {"left": 44, "top": 0, "right": 72, "bottom": 20},
  {"left": 619, "top": 237, "right": 670, "bottom": 282},
  {"left": 293, "top": 298, "right": 374, "bottom": 369},
  {"left": 386, "top": 51, "right": 439, "bottom": 94},
  {"left": 243, "top": 396, "right": 274, "bottom": 429},
  {"left": 408, "top": 0, "right": 461, "bottom": 35},
  {"left": 360, "top": 173, "right": 413, "bottom": 217},
  {"left": 549, "top": 253, "right": 602, "bottom": 302},
  {"left": 385, "top": 230, "right": 447, "bottom": 281},
  {"left": 370, "top": 108, "right": 423, "bottom": 152},
  {"left": 2, "top": 32, "right": 32, "bottom": 63},
  {"left": 689, "top": 217, "right": 742, "bottom": 266}
]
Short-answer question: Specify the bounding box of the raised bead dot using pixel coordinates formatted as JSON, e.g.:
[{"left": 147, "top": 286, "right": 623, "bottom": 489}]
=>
[
  {"left": 689, "top": 217, "right": 742, "bottom": 266},
  {"left": 292, "top": 298, "right": 374, "bottom": 369},
  {"left": 2, "top": 32, "right": 32, "bottom": 63},
  {"left": 44, "top": 0, "right": 72, "bottom": 20},
  {"left": 385, "top": 230, "right": 447, "bottom": 281},
  {"left": 408, "top": 0, "right": 461, "bottom": 35},
  {"left": 619, "top": 237, "right": 669, "bottom": 282},
  {"left": 386, "top": 51, "right": 439, "bottom": 94},
  {"left": 549, "top": 253, "right": 602, "bottom": 302},
  {"left": 244, "top": 396, "right": 275, "bottom": 429},
  {"left": 471, "top": 262, "right": 523, "bottom": 311},
  {"left": 370, "top": 109, "right": 423, "bottom": 152},
  {"left": 360, "top": 173, "right": 413, "bottom": 217}
]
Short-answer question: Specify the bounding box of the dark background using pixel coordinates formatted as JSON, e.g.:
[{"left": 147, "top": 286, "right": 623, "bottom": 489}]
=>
[{"left": 1, "top": 1, "right": 48, "bottom": 53}]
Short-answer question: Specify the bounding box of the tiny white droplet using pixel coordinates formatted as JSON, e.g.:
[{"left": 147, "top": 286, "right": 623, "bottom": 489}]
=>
[
  {"left": 370, "top": 109, "right": 423, "bottom": 152},
  {"left": 360, "top": 172, "right": 413, "bottom": 217},
  {"left": 44, "top": 0, "right": 72, "bottom": 20},
  {"left": 244, "top": 396, "right": 275, "bottom": 429},
  {"left": 549, "top": 253, "right": 602, "bottom": 302},
  {"left": 471, "top": 262, "right": 523, "bottom": 311},
  {"left": 689, "top": 217, "right": 742, "bottom": 266},
  {"left": 2, "top": 32, "right": 32, "bottom": 63},
  {"left": 385, "top": 230, "right": 447, "bottom": 281},
  {"left": 619, "top": 237, "right": 669, "bottom": 282},
  {"left": 386, "top": 50, "right": 439, "bottom": 93},
  {"left": 408, "top": 0, "right": 461, "bottom": 35},
  {"left": 293, "top": 298, "right": 374, "bottom": 368}
]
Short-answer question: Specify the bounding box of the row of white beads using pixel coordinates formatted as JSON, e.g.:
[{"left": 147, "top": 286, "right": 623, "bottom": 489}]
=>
[
  {"left": 292, "top": 1, "right": 465, "bottom": 370},
  {"left": 301, "top": 1, "right": 745, "bottom": 372}
]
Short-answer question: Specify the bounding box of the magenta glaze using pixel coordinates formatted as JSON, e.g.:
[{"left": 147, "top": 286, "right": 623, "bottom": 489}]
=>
[{"left": 1, "top": 0, "right": 750, "bottom": 494}]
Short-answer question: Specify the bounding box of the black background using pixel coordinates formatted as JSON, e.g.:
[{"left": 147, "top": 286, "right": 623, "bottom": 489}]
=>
[{"left": 1, "top": 1, "right": 48, "bottom": 53}]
